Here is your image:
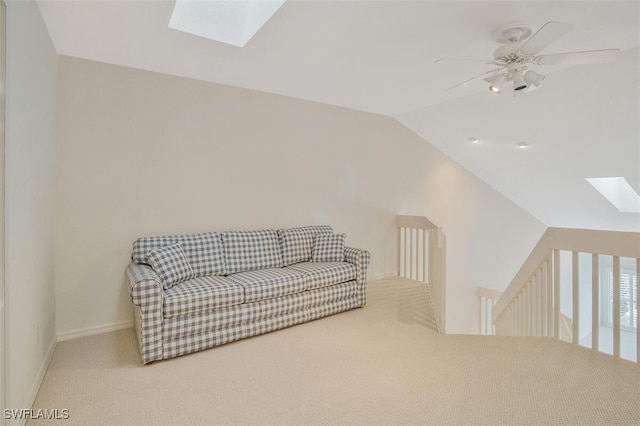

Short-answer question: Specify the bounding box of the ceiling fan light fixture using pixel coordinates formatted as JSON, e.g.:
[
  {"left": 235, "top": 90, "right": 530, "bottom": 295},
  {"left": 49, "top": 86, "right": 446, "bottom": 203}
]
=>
[
  {"left": 524, "top": 69, "right": 545, "bottom": 88},
  {"left": 486, "top": 74, "right": 507, "bottom": 94},
  {"left": 512, "top": 70, "right": 529, "bottom": 91}
]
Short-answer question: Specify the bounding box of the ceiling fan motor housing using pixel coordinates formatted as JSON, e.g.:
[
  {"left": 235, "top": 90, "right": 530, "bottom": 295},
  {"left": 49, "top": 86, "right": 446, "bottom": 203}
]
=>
[
  {"left": 492, "top": 23, "right": 533, "bottom": 44},
  {"left": 493, "top": 43, "right": 535, "bottom": 63}
]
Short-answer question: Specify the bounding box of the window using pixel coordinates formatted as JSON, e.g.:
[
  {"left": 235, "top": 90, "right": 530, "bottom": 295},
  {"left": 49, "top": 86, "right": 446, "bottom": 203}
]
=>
[{"left": 603, "top": 269, "right": 637, "bottom": 331}]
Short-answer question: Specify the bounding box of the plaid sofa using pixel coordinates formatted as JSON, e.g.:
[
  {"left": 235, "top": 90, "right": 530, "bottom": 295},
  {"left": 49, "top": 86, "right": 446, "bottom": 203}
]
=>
[{"left": 125, "top": 226, "right": 370, "bottom": 364}]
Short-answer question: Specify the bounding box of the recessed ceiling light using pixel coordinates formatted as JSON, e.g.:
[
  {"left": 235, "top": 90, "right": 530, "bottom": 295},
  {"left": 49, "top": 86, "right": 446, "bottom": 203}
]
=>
[
  {"left": 169, "top": 0, "right": 286, "bottom": 47},
  {"left": 586, "top": 177, "right": 640, "bottom": 213},
  {"left": 516, "top": 142, "right": 529, "bottom": 149},
  {"left": 469, "top": 137, "right": 480, "bottom": 144}
]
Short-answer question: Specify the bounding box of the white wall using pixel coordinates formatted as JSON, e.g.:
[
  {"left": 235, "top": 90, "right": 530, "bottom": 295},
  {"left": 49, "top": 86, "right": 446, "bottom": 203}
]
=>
[
  {"left": 55, "top": 56, "right": 545, "bottom": 336},
  {"left": 414, "top": 152, "right": 547, "bottom": 332},
  {"left": 5, "top": 0, "right": 57, "bottom": 411}
]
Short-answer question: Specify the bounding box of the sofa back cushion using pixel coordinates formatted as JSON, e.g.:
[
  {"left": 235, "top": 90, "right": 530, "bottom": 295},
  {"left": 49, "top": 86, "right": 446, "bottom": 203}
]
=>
[
  {"left": 132, "top": 232, "right": 226, "bottom": 276},
  {"left": 278, "top": 225, "right": 333, "bottom": 266},
  {"left": 222, "top": 229, "right": 283, "bottom": 274}
]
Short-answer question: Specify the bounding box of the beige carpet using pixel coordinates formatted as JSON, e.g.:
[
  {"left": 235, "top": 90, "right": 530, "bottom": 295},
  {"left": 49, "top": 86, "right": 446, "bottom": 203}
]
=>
[{"left": 30, "top": 277, "right": 640, "bottom": 425}]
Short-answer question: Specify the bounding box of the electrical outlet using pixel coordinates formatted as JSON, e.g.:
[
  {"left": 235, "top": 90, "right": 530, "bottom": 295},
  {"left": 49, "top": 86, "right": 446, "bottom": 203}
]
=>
[{"left": 35, "top": 325, "right": 39, "bottom": 345}]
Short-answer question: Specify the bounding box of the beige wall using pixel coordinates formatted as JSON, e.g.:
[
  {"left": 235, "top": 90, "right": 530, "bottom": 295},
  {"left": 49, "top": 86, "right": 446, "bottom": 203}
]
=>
[
  {"left": 5, "top": 0, "right": 57, "bottom": 411},
  {"left": 55, "top": 56, "right": 545, "bottom": 335}
]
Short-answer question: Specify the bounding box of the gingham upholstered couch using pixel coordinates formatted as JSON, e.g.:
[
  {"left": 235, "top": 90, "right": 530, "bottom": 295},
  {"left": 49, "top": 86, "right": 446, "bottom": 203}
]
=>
[{"left": 125, "top": 226, "right": 370, "bottom": 364}]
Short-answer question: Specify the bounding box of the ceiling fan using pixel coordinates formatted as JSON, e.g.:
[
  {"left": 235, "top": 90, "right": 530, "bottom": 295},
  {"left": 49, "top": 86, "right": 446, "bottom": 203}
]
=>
[{"left": 436, "top": 21, "right": 620, "bottom": 94}]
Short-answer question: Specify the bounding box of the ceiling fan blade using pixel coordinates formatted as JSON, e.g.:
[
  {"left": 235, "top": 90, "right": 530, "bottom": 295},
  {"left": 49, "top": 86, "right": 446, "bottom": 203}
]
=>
[
  {"left": 536, "top": 48, "right": 620, "bottom": 66},
  {"left": 445, "top": 68, "right": 502, "bottom": 92},
  {"left": 434, "top": 57, "right": 499, "bottom": 65},
  {"left": 517, "top": 21, "right": 573, "bottom": 56}
]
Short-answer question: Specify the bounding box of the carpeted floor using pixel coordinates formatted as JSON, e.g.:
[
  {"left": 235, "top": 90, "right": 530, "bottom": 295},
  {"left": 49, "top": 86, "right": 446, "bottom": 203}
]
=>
[{"left": 30, "top": 277, "right": 640, "bottom": 425}]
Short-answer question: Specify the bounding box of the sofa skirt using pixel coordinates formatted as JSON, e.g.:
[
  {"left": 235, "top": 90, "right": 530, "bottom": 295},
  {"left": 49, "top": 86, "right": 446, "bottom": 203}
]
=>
[{"left": 134, "top": 279, "right": 363, "bottom": 362}]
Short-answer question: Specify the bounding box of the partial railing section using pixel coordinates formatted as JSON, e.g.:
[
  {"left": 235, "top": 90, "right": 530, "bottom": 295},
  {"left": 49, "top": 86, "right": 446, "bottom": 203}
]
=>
[
  {"left": 478, "top": 287, "right": 502, "bottom": 335},
  {"left": 493, "top": 228, "right": 640, "bottom": 363},
  {"left": 397, "top": 215, "right": 446, "bottom": 333}
]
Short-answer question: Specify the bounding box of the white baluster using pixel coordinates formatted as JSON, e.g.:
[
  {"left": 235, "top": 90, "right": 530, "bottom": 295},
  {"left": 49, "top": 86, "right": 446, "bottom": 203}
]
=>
[
  {"left": 422, "top": 229, "right": 426, "bottom": 282},
  {"left": 572, "top": 251, "right": 579, "bottom": 345},
  {"left": 613, "top": 256, "right": 620, "bottom": 357},
  {"left": 592, "top": 253, "right": 599, "bottom": 351},
  {"left": 404, "top": 227, "right": 410, "bottom": 279},
  {"left": 554, "top": 249, "right": 561, "bottom": 339},
  {"left": 536, "top": 270, "right": 542, "bottom": 336},
  {"left": 547, "top": 254, "right": 553, "bottom": 337},
  {"left": 540, "top": 268, "right": 544, "bottom": 337}
]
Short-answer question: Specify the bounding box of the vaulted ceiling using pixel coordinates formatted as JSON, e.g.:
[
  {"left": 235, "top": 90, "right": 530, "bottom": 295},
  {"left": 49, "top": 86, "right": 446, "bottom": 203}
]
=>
[{"left": 37, "top": 0, "right": 640, "bottom": 232}]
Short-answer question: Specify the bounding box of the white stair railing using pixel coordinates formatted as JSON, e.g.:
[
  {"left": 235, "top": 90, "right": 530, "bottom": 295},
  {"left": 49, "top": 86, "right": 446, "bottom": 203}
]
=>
[
  {"left": 397, "top": 215, "right": 446, "bottom": 333},
  {"left": 478, "top": 287, "right": 502, "bottom": 335},
  {"left": 493, "top": 228, "right": 639, "bottom": 363}
]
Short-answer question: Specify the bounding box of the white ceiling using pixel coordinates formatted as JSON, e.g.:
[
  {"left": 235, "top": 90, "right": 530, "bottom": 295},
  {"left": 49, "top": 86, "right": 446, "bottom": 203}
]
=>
[{"left": 36, "top": 0, "right": 640, "bottom": 232}]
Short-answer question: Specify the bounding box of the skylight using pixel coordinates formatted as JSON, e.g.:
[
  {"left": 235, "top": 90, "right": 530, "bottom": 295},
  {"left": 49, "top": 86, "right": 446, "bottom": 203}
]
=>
[
  {"left": 586, "top": 177, "right": 640, "bottom": 213},
  {"left": 169, "top": 0, "right": 286, "bottom": 47}
]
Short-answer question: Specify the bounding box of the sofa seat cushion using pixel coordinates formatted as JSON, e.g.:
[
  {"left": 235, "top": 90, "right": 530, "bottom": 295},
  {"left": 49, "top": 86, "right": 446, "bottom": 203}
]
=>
[
  {"left": 227, "top": 267, "right": 306, "bottom": 303},
  {"left": 286, "top": 261, "right": 356, "bottom": 291},
  {"left": 163, "top": 275, "right": 245, "bottom": 319}
]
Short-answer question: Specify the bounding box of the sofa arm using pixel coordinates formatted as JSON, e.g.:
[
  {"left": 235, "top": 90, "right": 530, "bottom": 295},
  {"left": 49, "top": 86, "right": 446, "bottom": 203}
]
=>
[
  {"left": 344, "top": 246, "right": 370, "bottom": 306},
  {"left": 125, "top": 263, "right": 163, "bottom": 307},
  {"left": 125, "top": 263, "right": 164, "bottom": 363},
  {"left": 344, "top": 247, "right": 371, "bottom": 280}
]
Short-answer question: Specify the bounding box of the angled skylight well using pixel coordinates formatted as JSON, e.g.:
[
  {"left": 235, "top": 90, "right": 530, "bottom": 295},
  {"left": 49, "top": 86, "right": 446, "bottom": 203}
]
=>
[
  {"left": 169, "top": 0, "right": 286, "bottom": 47},
  {"left": 586, "top": 177, "right": 640, "bottom": 213}
]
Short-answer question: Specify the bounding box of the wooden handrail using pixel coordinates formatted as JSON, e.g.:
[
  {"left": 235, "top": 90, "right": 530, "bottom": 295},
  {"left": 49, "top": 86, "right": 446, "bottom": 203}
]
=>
[
  {"left": 478, "top": 287, "right": 503, "bottom": 301},
  {"left": 396, "top": 215, "right": 439, "bottom": 230}
]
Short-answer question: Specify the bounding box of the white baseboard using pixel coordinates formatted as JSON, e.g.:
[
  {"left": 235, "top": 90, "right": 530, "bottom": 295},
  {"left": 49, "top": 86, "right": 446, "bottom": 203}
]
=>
[
  {"left": 9, "top": 322, "right": 134, "bottom": 425},
  {"left": 56, "top": 320, "right": 133, "bottom": 342},
  {"left": 13, "top": 335, "right": 57, "bottom": 426}
]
